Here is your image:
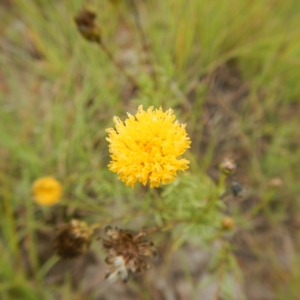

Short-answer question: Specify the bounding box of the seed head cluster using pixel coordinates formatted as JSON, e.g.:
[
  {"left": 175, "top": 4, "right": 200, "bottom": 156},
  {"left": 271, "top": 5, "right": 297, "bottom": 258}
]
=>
[
  {"left": 54, "top": 219, "right": 93, "bottom": 259},
  {"left": 101, "top": 226, "right": 157, "bottom": 283}
]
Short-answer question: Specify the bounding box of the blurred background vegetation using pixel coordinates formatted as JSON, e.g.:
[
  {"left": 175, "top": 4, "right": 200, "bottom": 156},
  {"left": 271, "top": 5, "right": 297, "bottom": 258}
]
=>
[{"left": 1, "top": 0, "right": 300, "bottom": 299}]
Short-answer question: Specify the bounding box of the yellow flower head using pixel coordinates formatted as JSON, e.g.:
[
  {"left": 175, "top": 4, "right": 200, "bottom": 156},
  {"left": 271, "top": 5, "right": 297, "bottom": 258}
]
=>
[
  {"left": 32, "top": 176, "right": 62, "bottom": 206},
  {"left": 106, "top": 105, "right": 191, "bottom": 188}
]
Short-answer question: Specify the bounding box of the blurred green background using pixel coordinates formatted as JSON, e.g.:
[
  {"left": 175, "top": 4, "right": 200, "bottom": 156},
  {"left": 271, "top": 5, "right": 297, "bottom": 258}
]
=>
[{"left": 1, "top": 0, "right": 300, "bottom": 299}]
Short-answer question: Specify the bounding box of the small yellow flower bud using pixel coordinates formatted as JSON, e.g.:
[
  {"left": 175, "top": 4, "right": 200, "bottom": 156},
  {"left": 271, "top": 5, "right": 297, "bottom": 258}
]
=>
[{"left": 221, "top": 216, "right": 235, "bottom": 230}]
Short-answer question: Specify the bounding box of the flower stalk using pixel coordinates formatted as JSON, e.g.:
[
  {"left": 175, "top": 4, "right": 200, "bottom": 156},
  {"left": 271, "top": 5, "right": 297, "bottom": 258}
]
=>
[
  {"left": 74, "top": 9, "right": 140, "bottom": 89},
  {"left": 129, "top": 0, "right": 158, "bottom": 89}
]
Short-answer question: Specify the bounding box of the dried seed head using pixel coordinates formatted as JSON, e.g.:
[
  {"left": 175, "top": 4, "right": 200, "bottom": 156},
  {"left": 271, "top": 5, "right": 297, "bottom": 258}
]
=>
[
  {"left": 219, "top": 158, "right": 237, "bottom": 176},
  {"left": 74, "top": 9, "right": 101, "bottom": 43},
  {"left": 102, "top": 226, "right": 156, "bottom": 283},
  {"left": 54, "top": 219, "right": 94, "bottom": 259}
]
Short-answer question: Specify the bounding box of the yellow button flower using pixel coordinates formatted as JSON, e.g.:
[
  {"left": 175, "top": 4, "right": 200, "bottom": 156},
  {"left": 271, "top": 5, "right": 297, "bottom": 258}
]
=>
[
  {"left": 32, "top": 176, "right": 62, "bottom": 206},
  {"left": 106, "top": 105, "right": 191, "bottom": 188}
]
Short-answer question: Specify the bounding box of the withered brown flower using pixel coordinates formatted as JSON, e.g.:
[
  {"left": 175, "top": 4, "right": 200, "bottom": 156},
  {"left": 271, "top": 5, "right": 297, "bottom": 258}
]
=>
[
  {"left": 101, "top": 226, "right": 157, "bottom": 283},
  {"left": 74, "top": 9, "right": 101, "bottom": 43},
  {"left": 54, "top": 219, "right": 94, "bottom": 259}
]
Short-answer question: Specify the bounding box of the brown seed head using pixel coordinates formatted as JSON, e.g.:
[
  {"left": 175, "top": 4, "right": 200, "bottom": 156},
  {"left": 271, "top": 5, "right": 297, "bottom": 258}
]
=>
[
  {"left": 54, "top": 219, "right": 94, "bottom": 259},
  {"left": 102, "top": 226, "right": 156, "bottom": 283},
  {"left": 74, "top": 9, "right": 101, "bottom": 43},
  {"left": 219, "top": 158, "right": 237, "bottom": 176}
]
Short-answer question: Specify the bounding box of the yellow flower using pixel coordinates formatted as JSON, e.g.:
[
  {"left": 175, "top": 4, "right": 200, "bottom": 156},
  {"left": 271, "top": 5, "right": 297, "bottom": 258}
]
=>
[
  {"left": 32, "top": 176, "right": 62, "bottom": 206},
  {"left": 106, "top": 105, "right": 191, "bottom": 188}
]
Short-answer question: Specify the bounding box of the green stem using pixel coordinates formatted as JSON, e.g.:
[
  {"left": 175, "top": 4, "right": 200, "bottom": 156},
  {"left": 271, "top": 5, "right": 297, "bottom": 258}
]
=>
[
  {"left": 90, "top": 209, "right": 148, "bottom": 231},
  {"left": 0, "top": 173, "right": 22, "bottom": 269},
  {"left": 26, "top": 200, "right": 39, "bottom": 273},
  {"left": 99, "top": 41, "right": 140, "bottom": 89},
  {"left": 130, "top": 0, "right": 158, "bottom": 89}
]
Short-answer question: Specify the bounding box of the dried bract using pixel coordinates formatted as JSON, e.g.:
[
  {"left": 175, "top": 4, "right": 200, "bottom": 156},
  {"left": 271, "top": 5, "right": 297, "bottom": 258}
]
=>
[
  {"left": 54, "top": 219, "right": 93, "bottom": 259},
  {"left": 101, "top": 226, "right": 156, "bottom": 283}
]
